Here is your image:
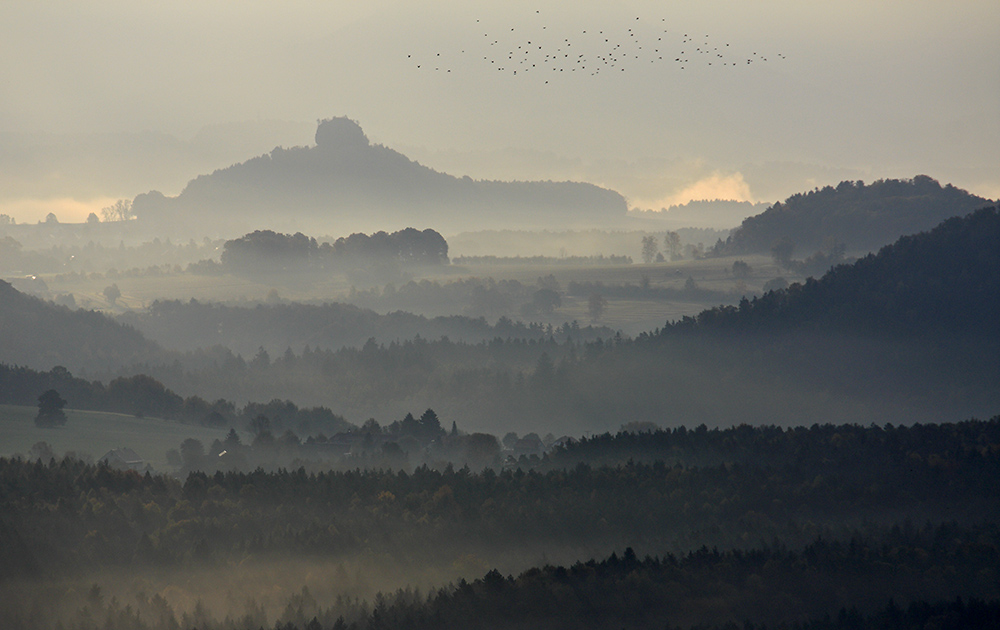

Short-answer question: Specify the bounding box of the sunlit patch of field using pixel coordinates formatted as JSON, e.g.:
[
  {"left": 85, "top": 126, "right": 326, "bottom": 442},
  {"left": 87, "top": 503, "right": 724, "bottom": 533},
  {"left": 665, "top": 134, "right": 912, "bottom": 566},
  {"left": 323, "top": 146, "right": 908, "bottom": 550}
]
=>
[{"left": 0, "top": 404, "right": 228, "bottom": 471}]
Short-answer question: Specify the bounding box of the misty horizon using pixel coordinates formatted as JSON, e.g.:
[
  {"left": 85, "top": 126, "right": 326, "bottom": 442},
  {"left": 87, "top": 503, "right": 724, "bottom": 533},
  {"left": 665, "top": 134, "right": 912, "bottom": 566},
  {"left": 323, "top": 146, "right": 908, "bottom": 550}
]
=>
[
  {"left": 1, "top": 3, "right": 998, "bottom": 629},
  {"left": 1, "top": 2, "right": 997, "bottom": 225}
]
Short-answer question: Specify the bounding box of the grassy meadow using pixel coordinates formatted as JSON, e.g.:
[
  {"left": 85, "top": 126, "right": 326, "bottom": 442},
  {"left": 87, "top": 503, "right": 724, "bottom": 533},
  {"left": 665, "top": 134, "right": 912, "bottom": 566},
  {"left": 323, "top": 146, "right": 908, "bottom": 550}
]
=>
[{"left": 0, "top": 404, "right": 229, "bottom": 471}]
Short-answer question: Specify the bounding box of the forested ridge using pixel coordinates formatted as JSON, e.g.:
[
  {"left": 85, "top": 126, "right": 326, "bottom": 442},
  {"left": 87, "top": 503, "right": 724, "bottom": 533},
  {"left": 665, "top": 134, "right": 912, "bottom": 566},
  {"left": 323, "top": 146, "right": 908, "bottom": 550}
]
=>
[
  {"left": 669, "top": 205, "right": 1000, "bottom": 336},
  {"left": 712, "top": 176, "right": 991, "bottom": 255}
]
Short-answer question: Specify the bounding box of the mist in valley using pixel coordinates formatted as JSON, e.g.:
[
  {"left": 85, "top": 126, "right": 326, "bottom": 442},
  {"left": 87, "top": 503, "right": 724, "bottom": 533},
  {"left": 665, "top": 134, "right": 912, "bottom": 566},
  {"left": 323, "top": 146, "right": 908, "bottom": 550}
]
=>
[{"left": 2, "top": 2, "right": 999, "bottom": 629}]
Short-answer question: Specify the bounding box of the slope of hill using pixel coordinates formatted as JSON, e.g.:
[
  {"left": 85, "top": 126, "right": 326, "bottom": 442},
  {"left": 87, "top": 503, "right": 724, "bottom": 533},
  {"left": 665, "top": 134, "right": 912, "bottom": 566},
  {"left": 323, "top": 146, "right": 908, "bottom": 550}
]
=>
[
  {"left": 712, "top": 176, "right": 990, "bottom": 256},
  {"left": 132, "top": 117, "right": 628, "bottom": 235},
  {"left": 672, "top": 205, "right": 1000, "bottom": 337},
  {"left": 0, "top": 280, "right": 164, "bottom": 372},
  {"left": 118, "top": 299, "right": 616, "bottom": 356}
]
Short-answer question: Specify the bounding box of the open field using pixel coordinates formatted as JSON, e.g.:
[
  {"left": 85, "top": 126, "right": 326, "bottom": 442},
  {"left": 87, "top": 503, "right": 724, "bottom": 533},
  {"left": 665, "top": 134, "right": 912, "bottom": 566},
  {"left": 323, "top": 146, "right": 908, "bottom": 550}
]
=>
[
  {"left": 0, "top": 404, "right": 230, "bottom": 471},
  {"left": 38, "top": 253, "right": 791, "bottom": 337}
]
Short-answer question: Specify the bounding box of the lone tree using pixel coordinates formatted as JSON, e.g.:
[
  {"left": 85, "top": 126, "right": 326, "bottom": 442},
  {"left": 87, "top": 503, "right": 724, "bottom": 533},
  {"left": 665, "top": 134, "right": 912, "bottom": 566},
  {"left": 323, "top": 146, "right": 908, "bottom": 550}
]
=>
[
  {"left": 664, "top": 232, "right": 682, "bottom": 260},
  {"left": 588, "top": 292, "right": 608, "bottom": 323},
  {"left": 531, "top": 288, "right": 562, "bottom": 314},
  {"left": 103, "top": 283, "right": 121, "bottom": 305},
  {"left": 771, "top": 236, "right": 796, "bottom": 268},
  {"left": 641, "top": 235, "right": 659, "bottom": 264},
  {"left": 731, "top": 260, "right": 753, "bottom": 279},
  {"left": 35, "top": 389, "right": 67, "bottom": 427}
]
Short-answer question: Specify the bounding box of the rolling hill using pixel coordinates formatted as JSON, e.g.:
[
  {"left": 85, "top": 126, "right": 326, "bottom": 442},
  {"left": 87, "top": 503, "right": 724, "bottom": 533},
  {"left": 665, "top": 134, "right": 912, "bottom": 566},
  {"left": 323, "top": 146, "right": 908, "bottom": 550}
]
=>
[
  {"left": 712, "top": 176, "right": 991, "bottom": 256},
  {"left": 0, "top": 280, "right": 164, "bottom": 373},
  {"left": 673, "top": 205, "right": 1000, "bottom": 337}
]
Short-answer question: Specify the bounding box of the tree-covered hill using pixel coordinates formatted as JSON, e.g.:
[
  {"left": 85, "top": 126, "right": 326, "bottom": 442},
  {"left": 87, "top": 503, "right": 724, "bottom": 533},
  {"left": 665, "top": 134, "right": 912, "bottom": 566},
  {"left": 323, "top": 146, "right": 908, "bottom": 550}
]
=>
[
  {"left": 132, "top": 117, "right": 628, "bottom": 234},
  {"left": 712, "top": 176, "right": 990, "bottom": 256},
  {"left": 0, "top": 280, "right": 164, "bottom": 372},
  {"left": 670, "top": 205, "right": 1000, "bottom": 337}
]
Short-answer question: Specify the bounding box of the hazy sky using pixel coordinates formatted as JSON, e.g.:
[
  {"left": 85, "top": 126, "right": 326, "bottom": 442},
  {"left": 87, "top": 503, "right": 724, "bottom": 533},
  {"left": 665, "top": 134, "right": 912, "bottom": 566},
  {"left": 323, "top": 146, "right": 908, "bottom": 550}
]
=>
[{"left": 2, "top": 0, "right": 997, "bottom": 222}]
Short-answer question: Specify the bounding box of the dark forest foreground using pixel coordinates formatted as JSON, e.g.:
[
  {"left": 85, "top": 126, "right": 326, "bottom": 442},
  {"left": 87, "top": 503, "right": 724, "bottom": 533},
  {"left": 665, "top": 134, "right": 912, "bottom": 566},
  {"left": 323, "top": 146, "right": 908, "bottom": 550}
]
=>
[{"left": 1, "top": 417, "right": 998, "bottom": 629}]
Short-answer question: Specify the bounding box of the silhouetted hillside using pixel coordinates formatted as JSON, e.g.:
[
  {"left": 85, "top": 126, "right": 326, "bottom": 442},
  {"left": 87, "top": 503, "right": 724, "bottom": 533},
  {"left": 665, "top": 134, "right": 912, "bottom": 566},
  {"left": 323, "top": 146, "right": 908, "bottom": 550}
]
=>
[
  {"left": 119, "top": 299, "right": 614, "bottom": 355},
  {"left": 0, "top": 280, "right": 164, "bottom": 372},
  {"left": 712, "top": 176, "right": 990, "bottom": 256},
  {"left": 132, "top": 117, "right": 628, "bottom": 234},
  {"left": 671, "top": 206, "right": 1000, "bottom": 337}
]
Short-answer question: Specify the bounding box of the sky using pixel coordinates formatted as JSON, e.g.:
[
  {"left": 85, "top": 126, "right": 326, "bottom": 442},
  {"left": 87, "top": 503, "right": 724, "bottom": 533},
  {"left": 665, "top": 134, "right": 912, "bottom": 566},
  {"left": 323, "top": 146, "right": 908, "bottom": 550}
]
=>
[{"left": 1, "top": 0, "right": 997, "bottom": 223}]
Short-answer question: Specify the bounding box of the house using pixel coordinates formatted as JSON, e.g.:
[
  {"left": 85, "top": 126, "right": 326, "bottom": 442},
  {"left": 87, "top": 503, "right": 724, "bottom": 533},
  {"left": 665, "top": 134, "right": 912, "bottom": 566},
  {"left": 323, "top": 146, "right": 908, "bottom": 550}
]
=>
[
  {"left": 100, "top": 447, "right": 144, "bottom": 471},
  {"left": 549, "top": 436, "right": 576, "bottom": 450},
  {"left": 512, "top": 435, "right": 546, "bottom": 459}
]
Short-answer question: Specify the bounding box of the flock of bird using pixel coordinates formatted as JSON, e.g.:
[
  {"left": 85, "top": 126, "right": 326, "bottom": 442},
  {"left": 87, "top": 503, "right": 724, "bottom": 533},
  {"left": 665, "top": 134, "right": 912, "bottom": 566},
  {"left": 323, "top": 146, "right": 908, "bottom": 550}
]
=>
[{"left": 408, "top": 12, "right": 785, "bottom": 83}]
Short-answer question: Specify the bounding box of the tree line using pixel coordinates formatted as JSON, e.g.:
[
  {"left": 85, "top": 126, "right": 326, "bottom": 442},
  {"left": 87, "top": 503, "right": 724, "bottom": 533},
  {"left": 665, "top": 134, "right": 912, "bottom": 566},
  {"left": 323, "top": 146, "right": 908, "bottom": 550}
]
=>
[
  {"left": 1, "top": 414, "right": 999, "bottom": 627},
  {"left": 216, "top": 227, "right": 448, "bottom": 274},
  {"left": 0, "top": 362, "right": 353, "bottom": 435},
  {"left": 2, "top": 417, "right": 997, "bottom": 580}
]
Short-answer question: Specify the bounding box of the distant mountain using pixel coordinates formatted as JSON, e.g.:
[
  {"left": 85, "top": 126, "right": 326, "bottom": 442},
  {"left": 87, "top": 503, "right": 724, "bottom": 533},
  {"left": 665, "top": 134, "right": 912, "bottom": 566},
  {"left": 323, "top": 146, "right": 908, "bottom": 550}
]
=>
[
  {"left": 132, "top": 117, "right": 628, "bottom": 235},
  {"left": 0, "top": 281, "right": 164, "bottom": 373},
  {"left": 671, "top": 206, "right": 1000, "bottom": 338},
  {"left": 712, "top": 176, "right": 990, "bottom": 256}
]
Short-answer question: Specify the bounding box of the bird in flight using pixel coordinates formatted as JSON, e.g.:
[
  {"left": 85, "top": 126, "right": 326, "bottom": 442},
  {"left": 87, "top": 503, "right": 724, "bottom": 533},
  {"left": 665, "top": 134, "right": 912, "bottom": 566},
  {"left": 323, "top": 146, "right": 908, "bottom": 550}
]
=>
[{"left": 407, "top": 10, "right": 786, "bottom": 83}]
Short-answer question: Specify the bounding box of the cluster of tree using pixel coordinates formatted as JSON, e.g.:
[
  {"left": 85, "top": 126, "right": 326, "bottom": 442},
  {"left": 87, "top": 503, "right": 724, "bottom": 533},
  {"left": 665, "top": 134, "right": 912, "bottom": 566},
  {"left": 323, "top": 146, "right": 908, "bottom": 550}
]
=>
[
  {"left": 712, "top": 176, "right": 990, "bottom": 256},
  {"left": 345, "top": 275, "right": 621, "bottom": 324},
  {"left": 99, "top": 199, "right": 135, "bottom": 222},
  {"left": 668, "top": 206, "right": 1000, "bottom": 337},
  {"left": 769, "top": 236, "right": 852, "bottom": 277},
  {"left": 448, "top": 228, "right": 727, "bottom": 260},
  {"left": 217, "top": 227, "right": 449, "bottom": 275},
  {"left": 167, "top": 409, "right": 504, "bottom": 474},
  {"left": 0, "top": 235, "right": 65, "bottom": 273},
  {"left": 0, "top": 363, "right": 354, "bottom": 435},
  {"left": 641, "top": 231, "right": 690, "bottom": 262}
]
